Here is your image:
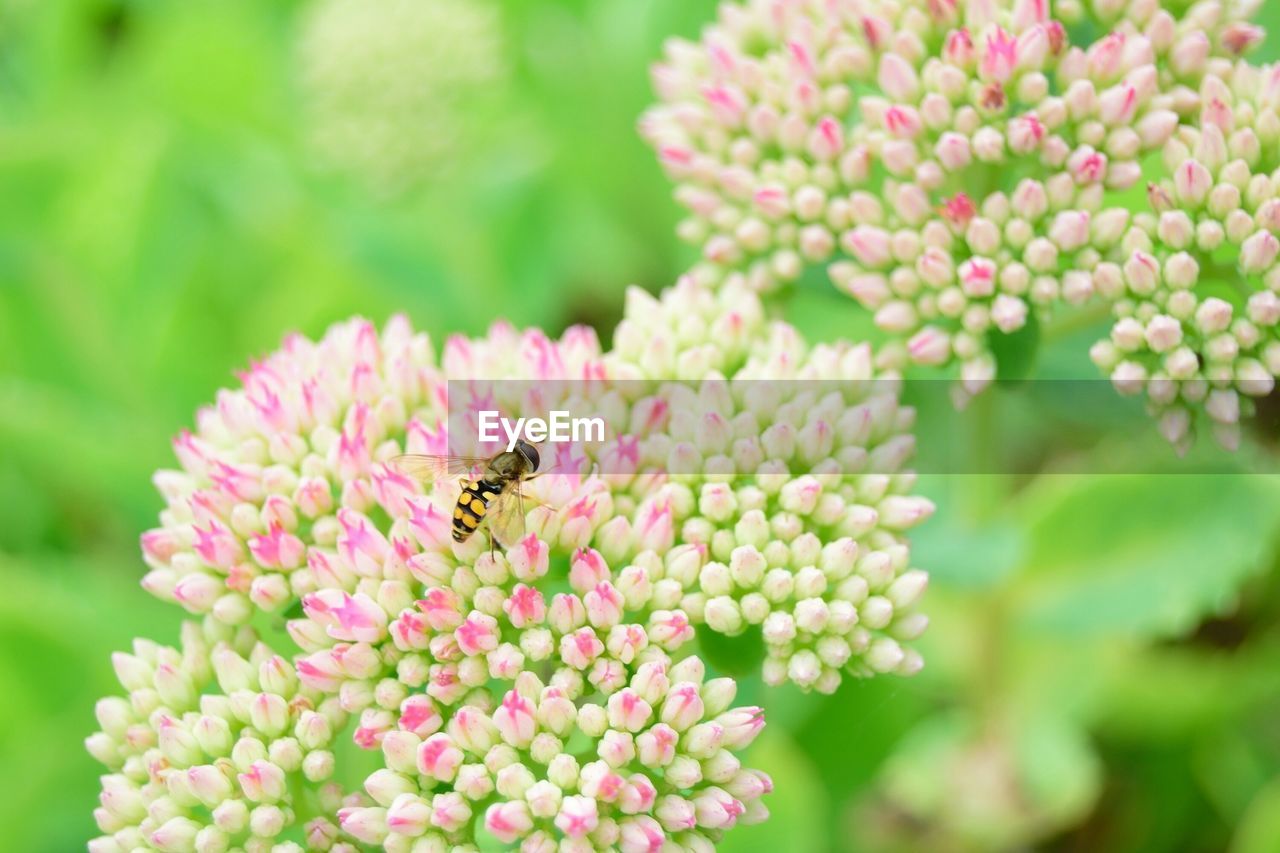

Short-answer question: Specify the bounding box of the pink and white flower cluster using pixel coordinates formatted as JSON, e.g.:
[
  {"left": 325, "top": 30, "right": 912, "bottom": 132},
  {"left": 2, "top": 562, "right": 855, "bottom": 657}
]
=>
[
  {"left": 605, "top": 279, "right": 933, "bottom": 688},
  {"left": 643, "top": 0, "right": 1279, "bottom": 439},
  {"left": 1090, "top": 60, "right": 1280, "bottom": 449},
  {"left": 336, "top": 657, "right": 769, "bottom": 851},
  {"left": 91, "top": 274, "right": 932, "bottom": 849},
  {"left": 86, "top": 618, "right": 353, "bottom": 852}
]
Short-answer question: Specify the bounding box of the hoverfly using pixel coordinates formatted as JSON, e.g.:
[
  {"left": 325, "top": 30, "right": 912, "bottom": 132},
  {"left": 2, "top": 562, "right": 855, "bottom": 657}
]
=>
[{"left": 391, "top": 440, "right": 542, "bottom": 549}]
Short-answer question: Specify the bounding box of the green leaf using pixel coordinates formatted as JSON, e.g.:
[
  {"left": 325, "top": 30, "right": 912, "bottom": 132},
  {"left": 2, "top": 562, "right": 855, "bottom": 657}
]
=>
[
  {"left": 719, "top": 731, "right": 829, "bottom": 853},
  {"left": 0, "top": 554, "right": 182, "bottom": 850},
  {"left": 1013, "top": 475, "right": 1280, "bottom": 638},
  {"left": 1232, "top": 777, "right": 1280, "bottom": 853},
  {"left": 1013, "top": 712, "right": 1102, "bottom": 831},
  {"left": 911, "top": 505, "right": 1024, "bottom": 591}
]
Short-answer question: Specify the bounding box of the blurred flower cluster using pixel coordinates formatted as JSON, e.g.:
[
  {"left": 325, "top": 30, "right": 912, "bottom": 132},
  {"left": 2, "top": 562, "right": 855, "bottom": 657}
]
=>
[
  {"left": 642, "top": 0, "right": 1277, "bottom": 443},
  {"left": 90, "top": 270, "right": 931, "bottom": 848},
  {"left": 297, "top": 0, "right": 515, "bottom": 195}
]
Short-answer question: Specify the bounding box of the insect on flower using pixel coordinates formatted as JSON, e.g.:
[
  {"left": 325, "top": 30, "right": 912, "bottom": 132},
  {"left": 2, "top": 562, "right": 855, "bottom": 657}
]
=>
[{"left": 393, "top": 441, "right": 544, "bottom": 550}]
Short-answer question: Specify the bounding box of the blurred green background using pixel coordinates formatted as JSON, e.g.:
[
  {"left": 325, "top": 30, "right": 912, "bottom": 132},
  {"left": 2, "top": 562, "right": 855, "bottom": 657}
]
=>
[{"left": 4, "top": 1, "right": 1280, "bottom": 850}]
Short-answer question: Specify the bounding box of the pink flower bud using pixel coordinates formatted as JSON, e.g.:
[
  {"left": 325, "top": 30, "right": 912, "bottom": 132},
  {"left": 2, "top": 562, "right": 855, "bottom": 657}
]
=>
[
  {"left": 397, "top": 694, "right": 442, "bottom": 738},
  {"left": 455, "top": 763, "right": 495, "bottom": 800},
  {"left": 842, "top": 226, "right": 893, "bottom": 267},
  {"left": 1049, "top": 210, "right": 1091, "bottom": 252},
  {"left": 585, "top": 582, "right": 625, "bottom": 629},
  {"left": 549, "top": 593, "right": 588, "bottom": 634},
  {"left": 171, "top": 572, "right": 221, "bottom": 613},
  {"left": 555, "top": 794, "right": 600, "bottom": 838},
  {"left": 1144, "top": 315, "right": 1183, "bottom": 353},
  {"left": 907, "top": 327, "right": 952, "bottom": 366},
  {"left": 450, "top": 704, "right": 500, "bottom": 753},
  {"left": 303, "top": 590, "right": 388, "bottom": 644},
  {"left": 883, "top": 106, "right": 921, "bottom": 138},
  {"left": 683, "top": 721, "right": 726, "bottom": 758},
  {"left": 1248, "top": 291, "right": 1280, "bottom": 326},
  {"left": 338, "top": 806, "right": 388, "bottom": 844},
  {"left": 991, "top": 295, "right": 1029, "bottom": 333},
  {"left": 493, "top": 690, "right": 537, "bottom": 749},
  {"left": 606, "top": 623, "right": 649, "bottom": 664},
  {"left": 660, "top": 683, "right": 705, "bottom": 731},
  {"left": 1123, "top": 251, "right": 1161, "bottom": 295},
  {"left": 1008, "top": 114, "right": 1045, "bottom": 154},
  {"left": 655, "top": 794, "right": 697, "bottom": 832},
  {"left": 249, "top": 692, "right": 290, "bottom": 737},
  {"left": 634, "top": 499, "right": 675, "bottom": 553},
  {"left": 598, "top": 728, "right": 636, "bottom": 768},
  {"left": 693, "top": 787, "right": 745, "bottom": 829},
  {"left": 508, "top": 534, "right": 550, "bottom": 581},
  {"left": 237, "top": 759, "right": 286, "bottom": 803},
  {"left": 718, "top": 706, "right": 766, "bottom": 749},
  {"left": 606, "top": 688, "right": 654, "bottom": 733},
  {"left": 620, "top": 774, "right": 659, "bottom": 814},
  {"left": 1242, "top": 230, "right": 1280, "bottom": 273},
  {"left": 981, "top": 27, "right": 1018, "bottom": 83},
  {"left": 191, "top": 520, "right": 241, "bottom": 570},
  {"left": 1173, "top": 159, "right": 1212, "bottom": 206},
  {"left": 485, "top": 800, "right": 534, "bottom": 844},
  {"left": 1196, "top": 297, "right": 1234, "bottom": 334},
  {"left": 386, "top": 793, "right": 431, "bottom": 837},
  {"left": 417, "top": 733, "right": 463, "bottom": 781},
  {"left": 1136, "top": 110, "right": 1178, "bottom": 149},
  {"left": 619, "top": 815, "right": 666, "bottom": 853},
  {"left": 647, "top": 610, "right": 694, "bottom": 650},
  {"left": 500, "top": 583, "right": 546, "bottom": 630},
  {"left": 877, "top": 53, "right": 919, "bottom": 101},
  {"left": 563, "top": 547, "right": 608, "bottom": 593},
  {"left": 944, "top": 27, "right": 975, "bottom": 65},
  {"left": 631, "top": 661, "right": 671, "bottom": 704},
  {"left": 404, "top": 497, "right": 451, "bottom": 550},
  {"left": 455, "top": 611, "right": 499, "bottom": 657},
  {"left": 1098, "top": 83, "right": 1138, "bottom": 126},
  {"left": 185, "top": 765, "right": 232, "bottom": 806},
  {"left": 939, "top": 193, "right": 977, "bottom": 229},
  {"left": 636, "top": 722, "right": 678, "bottom": 767},
  {"left": 336, "top": 509, "right": 388, "bottom": 577},
  {"left": 518, "top": 779, "right": 560, "bottom": 819},
  {"left": 808, "top": 116, "right": 844, "bottom": 160},
  {"left": 536, "top": 689, "right": 578, "bottom": 736},
  {"left": 415, "top": 587, "right": 463, "bottom": 634},
  {"left": 1171, "top": 31, "right": 1209, "bottom": 77},
  {"left": 1068, "top": 148, "right": 1108, "bottom": 184},
  {"left": 430, "top": 791, "right": 472, "bottom": 832},
  {"left": 560, "top": 628, "right": 605, "bottom": 670},
  {"left": 1222, "top": 23, "right": 1264, "bottom": 55},
  {"left": 149, "top": 817, "right": 201, "bottom": 851}
]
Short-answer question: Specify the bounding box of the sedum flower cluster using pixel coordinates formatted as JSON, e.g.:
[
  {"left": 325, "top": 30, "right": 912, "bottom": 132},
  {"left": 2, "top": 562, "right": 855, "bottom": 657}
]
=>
[
  {"left": 642, "top": 0, "right": 1279, "bottom": 442},
  {"left": 1089, "top": 60, "right": 1280, "bottom": 449},
  {"left": 297, "top": 0, "right": 513, "bottom": 195},
  {"left": 86, "top": 620, "right": 350, "bottom": 852},
  {"left": 603, "top": 279, "right": 932, "bottom": 689},
  {"left": 335, "top": 658, "right": 769, "bottom": 851},
  {"left": 91, "top": 273, "right": 931, "bottom": 849}
]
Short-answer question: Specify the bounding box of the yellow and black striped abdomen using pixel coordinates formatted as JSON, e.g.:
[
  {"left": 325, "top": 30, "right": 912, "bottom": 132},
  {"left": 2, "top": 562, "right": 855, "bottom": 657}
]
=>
[{"left": 452, "top": 478, "right": 505, "bottom": 542}]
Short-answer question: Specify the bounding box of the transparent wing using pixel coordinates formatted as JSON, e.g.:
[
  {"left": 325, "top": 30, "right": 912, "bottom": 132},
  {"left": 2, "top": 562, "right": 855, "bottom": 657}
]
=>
[
  {"left": 486, "top": 482, "right": 527, "bottom": 548},
  {"left": 390, "top": 454, "right": 489, "bottom": 484}
]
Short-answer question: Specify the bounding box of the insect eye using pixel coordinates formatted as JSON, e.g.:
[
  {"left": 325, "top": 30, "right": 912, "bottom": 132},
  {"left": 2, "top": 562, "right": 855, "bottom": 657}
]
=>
[{"left": 517, "top": 440, "right": 540, "bottom": 472}]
